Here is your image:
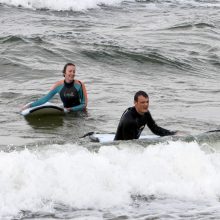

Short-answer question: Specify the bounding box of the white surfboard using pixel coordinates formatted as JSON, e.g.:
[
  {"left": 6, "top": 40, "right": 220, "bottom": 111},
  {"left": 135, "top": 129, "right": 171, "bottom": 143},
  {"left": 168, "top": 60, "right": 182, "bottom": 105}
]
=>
[
  {"left": 89, "top": 133, "right": 160, "bottom": 143},
  {"left": 21, "top": 102, "right": 65, "bottom": 117},
  {"left": 89, "top": 130, "right": 220, "bottom": 143}
]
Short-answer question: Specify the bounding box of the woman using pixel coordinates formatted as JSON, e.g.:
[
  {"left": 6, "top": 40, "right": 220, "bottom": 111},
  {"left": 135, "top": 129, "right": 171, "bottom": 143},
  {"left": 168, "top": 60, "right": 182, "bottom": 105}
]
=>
[{"left": 23, "top": 63, "right": 88, "bottom": 112}]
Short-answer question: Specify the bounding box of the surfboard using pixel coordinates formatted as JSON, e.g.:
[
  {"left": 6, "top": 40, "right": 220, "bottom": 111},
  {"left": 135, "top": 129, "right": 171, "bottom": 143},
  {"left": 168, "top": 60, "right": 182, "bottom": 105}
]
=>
[
  {"left": 87, "top": 130, "right": 220, "bottom": 144},
  {"left": 88, "top": 133, "right": 160, "bottom": 143},
  {"left": 21, "top": 102, "right": 65, "bottom": 117}
]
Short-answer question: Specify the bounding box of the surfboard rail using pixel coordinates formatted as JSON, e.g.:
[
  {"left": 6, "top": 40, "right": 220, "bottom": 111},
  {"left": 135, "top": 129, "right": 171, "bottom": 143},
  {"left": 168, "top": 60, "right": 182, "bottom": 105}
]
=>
[
  {"left": 21, "top": 102, "right": 64, "bottom": 116},
  {"left": 87, "top": 132, "right": 160, "bottom": 143},
  {"left": 84, "top": 130, "right": 220, "bottom": 144}
]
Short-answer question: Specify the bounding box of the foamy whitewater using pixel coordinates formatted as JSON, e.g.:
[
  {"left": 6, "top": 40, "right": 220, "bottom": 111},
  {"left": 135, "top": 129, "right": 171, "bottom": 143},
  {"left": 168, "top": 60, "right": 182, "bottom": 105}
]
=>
[
  {"left": 1, "top": 141, "right": 220, "bottom": 219},
  {"left": 0, "top": 0, "right": 123, "bottom": 10},
  {"left": 2, "top": 0, "right": 220, "bottom": 11},
  {"left": 0, "top": 0, "right": 220, "bottom": 219}
]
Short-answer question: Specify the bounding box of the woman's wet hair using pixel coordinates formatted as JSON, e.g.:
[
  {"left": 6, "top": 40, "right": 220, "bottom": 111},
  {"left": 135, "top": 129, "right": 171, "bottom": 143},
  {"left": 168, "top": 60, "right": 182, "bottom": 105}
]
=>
[
  {"left": 62, "top": 63, "right": 75, "bottom": 76},
  {"left": 134, "top": 91, "right": 148, "bottom": 102}
]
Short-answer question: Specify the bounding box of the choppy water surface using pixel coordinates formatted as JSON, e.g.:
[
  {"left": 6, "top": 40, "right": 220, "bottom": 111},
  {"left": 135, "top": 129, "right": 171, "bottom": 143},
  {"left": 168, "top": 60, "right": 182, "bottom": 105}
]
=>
[{"left": 0, "top": 0, "right": 220, "bottom": 219}]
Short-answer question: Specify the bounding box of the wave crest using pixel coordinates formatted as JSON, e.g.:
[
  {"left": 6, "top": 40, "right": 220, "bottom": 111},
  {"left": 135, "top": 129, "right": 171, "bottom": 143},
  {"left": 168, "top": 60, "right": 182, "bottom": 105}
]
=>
[
  {"left": 0, "top": 0, "right": 124, "bottom": 11},
  {"left": 81, "top": 46, "right": 193, "bottom": 70}
]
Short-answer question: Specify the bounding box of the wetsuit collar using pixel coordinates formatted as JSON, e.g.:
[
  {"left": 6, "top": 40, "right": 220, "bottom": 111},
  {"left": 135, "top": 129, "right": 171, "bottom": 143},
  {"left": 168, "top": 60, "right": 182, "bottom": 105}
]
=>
[
  {"left": 64, "top": 80, "right": 74, "bottom": 88},
  {"left": 132, "top": 107, "right": 144, "bottom": 118}
]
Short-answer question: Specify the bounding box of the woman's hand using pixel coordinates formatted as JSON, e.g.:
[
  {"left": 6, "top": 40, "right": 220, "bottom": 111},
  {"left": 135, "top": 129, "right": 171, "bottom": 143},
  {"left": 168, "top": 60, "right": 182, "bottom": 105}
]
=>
[
  {"left": 64, "top": 107, "right": 71, "bottom": 113},
  {"left": 20, "top": 103, "right": 31, "bottom": 111}
]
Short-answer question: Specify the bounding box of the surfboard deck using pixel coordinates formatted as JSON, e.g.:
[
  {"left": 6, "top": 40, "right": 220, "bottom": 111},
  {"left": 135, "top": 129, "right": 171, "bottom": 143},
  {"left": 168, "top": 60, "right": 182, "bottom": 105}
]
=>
[
  {"left": 89, "top": 133, "right": 160, "bottom": 143},
  {"left": 21, "top": 102, "right": 65, "bottom": 117}
]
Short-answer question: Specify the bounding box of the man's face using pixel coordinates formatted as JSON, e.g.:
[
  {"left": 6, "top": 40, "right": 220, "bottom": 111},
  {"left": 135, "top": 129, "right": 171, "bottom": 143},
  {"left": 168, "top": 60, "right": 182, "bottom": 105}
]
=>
[{"left": 134, "top": 95, "right": 149, "bottom": 115}]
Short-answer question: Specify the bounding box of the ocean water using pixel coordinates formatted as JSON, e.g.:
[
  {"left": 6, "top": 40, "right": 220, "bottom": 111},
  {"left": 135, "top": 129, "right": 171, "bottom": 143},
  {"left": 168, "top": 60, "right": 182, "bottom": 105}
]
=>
[{"left": 0, "top": 0, "right": 220, "bottom": 219}]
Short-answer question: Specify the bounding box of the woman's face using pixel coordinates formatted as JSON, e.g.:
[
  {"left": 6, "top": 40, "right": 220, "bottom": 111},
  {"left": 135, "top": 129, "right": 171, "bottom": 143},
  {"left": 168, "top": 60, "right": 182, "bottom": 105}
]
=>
[{"left": 64, "top": 65, "right": 75, "bottom": 83}]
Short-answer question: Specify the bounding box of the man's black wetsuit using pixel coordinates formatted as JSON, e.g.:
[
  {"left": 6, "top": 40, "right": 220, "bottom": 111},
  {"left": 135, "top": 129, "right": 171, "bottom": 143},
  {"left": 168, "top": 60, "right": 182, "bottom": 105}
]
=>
[{"left": 114, "top": 107, "right": 176, "bottom": 140}]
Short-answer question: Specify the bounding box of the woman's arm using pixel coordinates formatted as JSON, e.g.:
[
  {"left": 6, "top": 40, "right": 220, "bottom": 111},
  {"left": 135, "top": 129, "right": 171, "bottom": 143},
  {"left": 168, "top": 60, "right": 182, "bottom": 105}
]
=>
[
  {"left": 30, "top": 86, "right": 60, "bottom": 108},
  {"left": 69, "top": 81, "right": 88, "bottom": 112}
]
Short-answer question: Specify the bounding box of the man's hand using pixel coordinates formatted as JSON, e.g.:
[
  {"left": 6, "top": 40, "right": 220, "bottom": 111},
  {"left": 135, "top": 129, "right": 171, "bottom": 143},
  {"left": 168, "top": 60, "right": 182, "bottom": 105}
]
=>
[{"left": 174, "top": 130, "right": 190, "bottom": 136}]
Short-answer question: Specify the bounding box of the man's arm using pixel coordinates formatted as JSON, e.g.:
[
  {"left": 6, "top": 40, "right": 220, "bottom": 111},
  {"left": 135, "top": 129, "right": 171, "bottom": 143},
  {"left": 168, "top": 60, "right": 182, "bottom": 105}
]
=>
[{"left": 146, "top": 111, "right": 176, "bottom": 136}]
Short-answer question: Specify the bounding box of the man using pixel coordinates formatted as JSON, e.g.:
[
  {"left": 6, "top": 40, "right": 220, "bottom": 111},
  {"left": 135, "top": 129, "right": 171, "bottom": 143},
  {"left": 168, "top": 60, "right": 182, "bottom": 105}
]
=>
[{"left": 114, "top": 91, "right": 176, "bottom": 140}]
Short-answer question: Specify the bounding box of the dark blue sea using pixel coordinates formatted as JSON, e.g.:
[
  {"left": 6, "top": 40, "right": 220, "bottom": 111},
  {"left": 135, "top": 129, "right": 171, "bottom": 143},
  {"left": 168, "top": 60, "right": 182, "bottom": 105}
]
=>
[{"left": 0, "top": 0, "right": 220, "bottom": 219}]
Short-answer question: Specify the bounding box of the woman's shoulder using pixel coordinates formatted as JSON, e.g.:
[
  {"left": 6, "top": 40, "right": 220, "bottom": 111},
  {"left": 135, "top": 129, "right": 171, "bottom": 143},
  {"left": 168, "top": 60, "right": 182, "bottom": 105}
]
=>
[
  {"left": 74, "top": 79, "right": 85, "bottom": 85},
  {"left": 74, "top": 80, "right": 87, "bottom": 90},
  {"left": 50, "top": 79, "right": 64, "bottom": 90}
]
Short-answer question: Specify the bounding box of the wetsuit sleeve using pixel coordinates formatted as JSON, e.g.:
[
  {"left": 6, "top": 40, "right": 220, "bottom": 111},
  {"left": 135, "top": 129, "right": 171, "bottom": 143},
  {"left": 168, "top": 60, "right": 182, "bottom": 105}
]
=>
[
  {"left": 146, "top": 111, "right": 176, "bottom": 136},
  {"left": 30, "top": 86, "right": 59, "bottom": 108},
  {"left": 70, "top": 81, "right": 88, "bottom": 112}
]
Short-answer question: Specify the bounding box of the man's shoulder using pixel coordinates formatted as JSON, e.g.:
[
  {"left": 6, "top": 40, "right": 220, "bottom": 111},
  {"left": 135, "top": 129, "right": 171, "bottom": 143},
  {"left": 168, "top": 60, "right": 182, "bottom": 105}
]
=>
[
  {"left": 121, "top": 107, "right": 136, "bottom": 124},
  {"left": 121, "top": 107, "right": 133, "bottom": 117}
]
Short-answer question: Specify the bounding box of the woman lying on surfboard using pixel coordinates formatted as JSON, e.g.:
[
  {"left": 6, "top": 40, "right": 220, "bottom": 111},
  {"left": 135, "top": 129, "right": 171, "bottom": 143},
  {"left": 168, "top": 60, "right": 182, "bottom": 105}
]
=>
[{"left": 22, "top": 63, "right": 88, "bottom": 112}]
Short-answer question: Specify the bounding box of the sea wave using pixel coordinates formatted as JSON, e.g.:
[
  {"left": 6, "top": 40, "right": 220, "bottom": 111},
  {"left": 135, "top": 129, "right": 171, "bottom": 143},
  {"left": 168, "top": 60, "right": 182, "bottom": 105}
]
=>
[
  {"left": 167, "top": 22, "right": 216, "bottom": 30},
  {"left": 0, "top": 0, "right": 124, "bottom": 11},
  {"left": 0, "top": 140, "right": 220, "bottom": 218},
  {"left": 0, "top": 34, "right": 64, "bottom": 70},
  {"left": 81, "top": 46, "right": 194, "bottom": 70},
  {"left": 1, "top": 0, "right": 220, "bottom": 11},
  {"left": 0, "top": 35, "right": 28, "bottom": 44},
  {"left": 0, "top": 33, "right": 195, "bottom": 71}
]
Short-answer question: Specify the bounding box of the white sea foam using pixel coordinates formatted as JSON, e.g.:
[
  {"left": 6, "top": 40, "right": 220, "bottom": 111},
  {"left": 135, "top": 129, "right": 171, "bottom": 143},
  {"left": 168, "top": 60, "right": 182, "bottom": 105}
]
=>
[
  {"left": 0, "top": 0, "right": 124, "bottom": 10},
  {"left": 0, "top": 141, "right": 220, "bottom": 218},
  {"left": 1, "top": 0, "right": 219, "bottom": 11}
]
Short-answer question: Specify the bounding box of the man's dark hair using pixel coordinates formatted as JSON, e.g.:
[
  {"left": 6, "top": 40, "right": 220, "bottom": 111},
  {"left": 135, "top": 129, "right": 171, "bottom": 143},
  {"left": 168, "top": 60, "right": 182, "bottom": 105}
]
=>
[
  {"left": 62, "top": 63, "right": 75, "bottom": 76},
  {"left": 134, "top": 91, "right": 148, "bottom": 102}
]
